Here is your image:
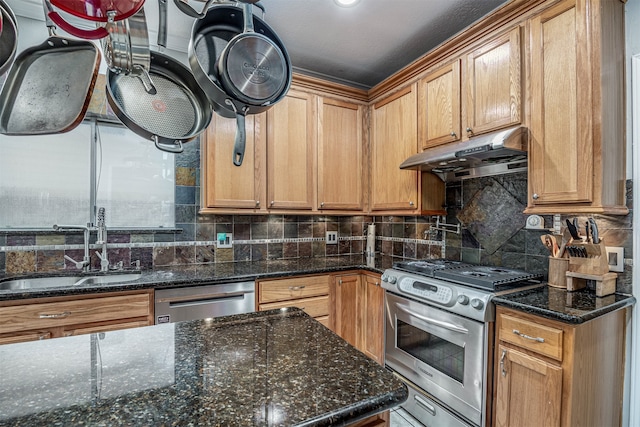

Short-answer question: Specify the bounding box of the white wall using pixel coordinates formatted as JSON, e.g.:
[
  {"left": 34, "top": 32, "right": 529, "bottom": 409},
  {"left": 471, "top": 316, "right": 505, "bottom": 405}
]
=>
[{"left": 627, "top": 0, "right": 640, "bottom": 179}]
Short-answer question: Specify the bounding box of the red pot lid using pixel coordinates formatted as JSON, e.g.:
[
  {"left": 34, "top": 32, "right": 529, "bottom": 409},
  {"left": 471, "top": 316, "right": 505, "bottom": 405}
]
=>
[{"left": 49, "top": 0, "right": 145, "bottom": 22}]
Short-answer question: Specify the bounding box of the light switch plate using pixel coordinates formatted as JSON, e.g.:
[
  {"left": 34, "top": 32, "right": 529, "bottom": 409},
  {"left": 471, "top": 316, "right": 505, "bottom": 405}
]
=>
[
  {"left": 605, "top": 246, "right": 624, "bottom": 272},
  {"left": 326, "top": 231, "right": 338, "bottom": 245}
]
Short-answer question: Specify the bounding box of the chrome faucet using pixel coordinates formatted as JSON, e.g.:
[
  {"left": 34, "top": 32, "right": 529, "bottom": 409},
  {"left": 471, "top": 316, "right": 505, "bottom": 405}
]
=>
[{"left": 53, "top": 223, "right": 95, "bottom": 273}]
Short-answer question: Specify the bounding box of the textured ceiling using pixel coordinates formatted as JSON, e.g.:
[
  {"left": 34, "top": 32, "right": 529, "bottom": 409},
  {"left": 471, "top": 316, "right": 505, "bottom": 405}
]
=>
[{"left": 5, "top": 0, "right": 510, "bottom": 89}]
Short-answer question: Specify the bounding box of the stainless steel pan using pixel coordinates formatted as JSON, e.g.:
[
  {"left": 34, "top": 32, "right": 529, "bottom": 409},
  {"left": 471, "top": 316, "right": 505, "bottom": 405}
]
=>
[
  {"left": 189, "top": 4, "right": 291, "bottom": 165},
  {"left": 0, "top": 15, "right": 100, "bottom": 135},
  {"left": 216, "top": 2, "right": 288, "bottom": 106},
  {"left": 0, "top": 0, "right": 18, "bottom": 75},
  {"left": 106, "top": 51, "right": 213, "bottom": 153}
]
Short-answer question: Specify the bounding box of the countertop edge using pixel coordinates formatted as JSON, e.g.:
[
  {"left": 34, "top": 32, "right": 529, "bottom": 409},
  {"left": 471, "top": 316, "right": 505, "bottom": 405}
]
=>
[{"left": 493, "top": 290, "right": 636, "bottom": 324}]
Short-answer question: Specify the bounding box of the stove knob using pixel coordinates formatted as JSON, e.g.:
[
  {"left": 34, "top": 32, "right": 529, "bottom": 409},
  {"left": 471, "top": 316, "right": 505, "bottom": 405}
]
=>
[
  {"left": 457, "top": 295, "right": 469, "bottom": 305},
  {"left": 471, "top": 298, "right": 484, "bottom": 310},
  {"left": 381, "top": 274, "right": 389, "bottom": 283},
  {"left": 388, "top": 276, "right": 397, "bottom": 285}
]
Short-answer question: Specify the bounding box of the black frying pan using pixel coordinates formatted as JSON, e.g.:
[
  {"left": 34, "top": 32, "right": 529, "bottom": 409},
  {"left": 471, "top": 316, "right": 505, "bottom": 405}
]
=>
[{"left": 188, "top": 4, "right": 291, "bottom": 165}]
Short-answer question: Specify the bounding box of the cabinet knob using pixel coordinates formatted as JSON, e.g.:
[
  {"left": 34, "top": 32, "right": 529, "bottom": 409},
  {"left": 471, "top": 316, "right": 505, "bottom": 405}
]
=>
[
  {"left": 450, "top": 131, "right": 456, "bottom": 138},
  {"left": 339, "top": 279, "right": 343, "bottom": 285},
  {"left": 320, "top": 202, "right": 325, "bottom": 208},
  {"left": 466, "top": 127, "right": 473, "bottom": 133},
  {"left": 270, "top": 201, "right": 274, "bottom": 206},
  {"left": 256, "top": 200, "right": 260, "bottom": 207},
  {"left": 375, "top": 282, "right": 380, "bottom": 287},
  {"left": 409, "top": 201, "right": 414, "bottom": 206},
  {"left": 532, "top": 193, "right": 539, "bottom": 200}
]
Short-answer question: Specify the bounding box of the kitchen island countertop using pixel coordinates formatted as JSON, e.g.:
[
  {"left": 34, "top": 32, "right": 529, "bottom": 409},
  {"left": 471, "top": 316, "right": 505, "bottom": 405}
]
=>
[{"left": 0, "top": 307, "right": 408, "bottom": 426}]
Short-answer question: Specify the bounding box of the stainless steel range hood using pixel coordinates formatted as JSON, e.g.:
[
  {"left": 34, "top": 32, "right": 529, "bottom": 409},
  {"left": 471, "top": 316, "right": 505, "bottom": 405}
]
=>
[{"left": 399, "top": 126, "right": 529, "bottom": 181}]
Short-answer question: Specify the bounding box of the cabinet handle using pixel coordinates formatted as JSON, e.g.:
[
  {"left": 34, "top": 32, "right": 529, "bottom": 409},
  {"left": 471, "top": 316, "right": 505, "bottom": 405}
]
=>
[
  {"left": 375, "top": 282, "right": 380, "bottom": 287},
  {"left": 288, "top": 286, "right": 306, "bottom": 291},
  {"left": 409, "top": 201, "right": 414, "bottom": 206},
  {"left": 450, "top": 131, "right": 456, "bottom": 138},
  {"left": 532, "top": 193, "right": 539, "bottom": 200},
  {"left": 339, "top": 279, "right": 343, "bottom": 285},
  {"left": 38, "top": 332, "right": 51, "bottom": 340},
  {"left": 39, "top": 311, "right": 71, "bottom": 319},
  {"left": 512, "top": 329, "right": 545, "bottom": 343},
  {"left": 466, "top": 127, "right": 473, "bottom": 133},
  {"left": 500, "top": 349, "right": 508, "bottom": 377}
]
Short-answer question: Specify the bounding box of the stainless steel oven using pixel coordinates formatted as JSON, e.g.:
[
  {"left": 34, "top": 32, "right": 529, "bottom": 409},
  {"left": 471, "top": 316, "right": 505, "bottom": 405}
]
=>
[{"left": 382, "top": 260, "right": 541, "bottom": 427}]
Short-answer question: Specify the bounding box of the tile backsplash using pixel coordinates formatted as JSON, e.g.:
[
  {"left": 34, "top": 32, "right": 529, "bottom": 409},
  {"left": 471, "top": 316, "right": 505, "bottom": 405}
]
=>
[{"left": 0, "top": 138, "right": 633, "bottom": 293}]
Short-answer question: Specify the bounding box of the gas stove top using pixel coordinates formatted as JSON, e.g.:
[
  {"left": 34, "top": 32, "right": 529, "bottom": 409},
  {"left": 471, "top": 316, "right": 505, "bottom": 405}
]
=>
[
  {"left": 383, "top": 259, "right": 542, "bottom": 322},
  {"left": 392, "top": 259, "right": 541, "bottom": 291}
]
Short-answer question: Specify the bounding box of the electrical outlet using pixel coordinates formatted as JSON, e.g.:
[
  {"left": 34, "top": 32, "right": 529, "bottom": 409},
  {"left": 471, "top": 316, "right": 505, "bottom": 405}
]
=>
[
  {"left": 217, "top": 233, "right": 233, "bottom": 248},
  {"left": 325, "top": 231, "right": 338, "bottom": 245},
  {"left": 605, "top": 246, "right": 624, "bottom": 272}
]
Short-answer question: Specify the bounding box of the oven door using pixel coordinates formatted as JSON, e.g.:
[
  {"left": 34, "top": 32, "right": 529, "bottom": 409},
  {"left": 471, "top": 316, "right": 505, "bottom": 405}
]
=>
[{"left": 385, "top": 291, "right": 486, "bottom": 426}]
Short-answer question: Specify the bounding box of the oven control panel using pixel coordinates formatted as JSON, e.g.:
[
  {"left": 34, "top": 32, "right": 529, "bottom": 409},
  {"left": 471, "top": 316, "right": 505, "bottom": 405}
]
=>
[{"left": 397, "top": 277, "right": 453, "bottom": 305}]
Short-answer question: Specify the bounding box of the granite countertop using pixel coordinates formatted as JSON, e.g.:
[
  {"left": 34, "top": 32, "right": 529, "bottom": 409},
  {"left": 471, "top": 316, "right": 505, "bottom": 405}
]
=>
[
  {"left": 0, "top": 308, "right": 408, "bottom": 426},
  {"left": 0, "top": 255, "right": 386, "bottom": 301},
  {"left": 493, "top": 285, "right": 636, "bottom": 324}
]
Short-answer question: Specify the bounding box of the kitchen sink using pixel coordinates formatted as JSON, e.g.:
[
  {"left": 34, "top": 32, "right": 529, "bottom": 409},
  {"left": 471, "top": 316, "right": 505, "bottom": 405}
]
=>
[{"left": 0, "top": 273, "right": 142, "bottom": 291}]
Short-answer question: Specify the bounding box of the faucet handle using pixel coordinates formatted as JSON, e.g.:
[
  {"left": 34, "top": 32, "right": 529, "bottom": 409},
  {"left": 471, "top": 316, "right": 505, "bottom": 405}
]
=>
[
  {"left": 131, "top": 260, "right": 141, "bottom": 269},
  {"left": 64, "top": 255, "right": 88, "bottom": 270}
]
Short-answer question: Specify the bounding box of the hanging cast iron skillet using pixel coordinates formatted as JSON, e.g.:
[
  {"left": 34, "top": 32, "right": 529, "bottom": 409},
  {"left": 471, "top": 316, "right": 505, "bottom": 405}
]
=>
[
  {"left": 0, "top": 0, "right": 18, "bottom": 75},
  {"left": 188, "top": 3, "right": 291, "bottom": 165},
  {"left": 106, "top": 51, "right": 213, "bottom": 153}
]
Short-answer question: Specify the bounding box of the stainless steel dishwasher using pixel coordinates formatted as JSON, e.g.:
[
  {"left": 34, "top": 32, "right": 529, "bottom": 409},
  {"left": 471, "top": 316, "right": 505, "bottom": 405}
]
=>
[{"left": 154, "top": 281, "right": 255, "bottom": 324}]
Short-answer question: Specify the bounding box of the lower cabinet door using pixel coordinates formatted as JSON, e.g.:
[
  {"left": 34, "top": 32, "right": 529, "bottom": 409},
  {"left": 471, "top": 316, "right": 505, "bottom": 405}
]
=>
[{"left": 494, "top": 345, "right": 562, "bottom": 427}]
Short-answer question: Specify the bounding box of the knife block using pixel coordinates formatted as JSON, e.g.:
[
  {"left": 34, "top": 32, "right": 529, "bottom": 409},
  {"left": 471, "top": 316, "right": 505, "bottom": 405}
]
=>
[{"left": 567, "top": 239, "right": 609, "bottom": 276}]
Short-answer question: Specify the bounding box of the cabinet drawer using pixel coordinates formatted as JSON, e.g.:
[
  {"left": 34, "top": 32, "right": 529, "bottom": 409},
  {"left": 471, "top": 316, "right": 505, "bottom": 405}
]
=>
[
  {"left": 498, "top": 313, "right": 563, "bottom": 361},
  {"left": 0, "top": 292, "right": 152, "bottom": 335},
  {"left": 258, "top": 275, "right": 329, "bottom": 303},
  {"left": 259, "top": 295, "right": 329, "bottom": 318},
  {"left": 0, "top": 330, "right": 52, "bottom": 345}
]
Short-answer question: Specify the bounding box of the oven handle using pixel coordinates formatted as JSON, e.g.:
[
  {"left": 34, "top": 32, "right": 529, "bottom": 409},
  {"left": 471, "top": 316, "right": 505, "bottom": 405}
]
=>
[
  {"left": 397, "top": 304, "right": 469, "bottom": 334},
  {"left": 414, "top": 395, "right": 437, "bottom": 416}
]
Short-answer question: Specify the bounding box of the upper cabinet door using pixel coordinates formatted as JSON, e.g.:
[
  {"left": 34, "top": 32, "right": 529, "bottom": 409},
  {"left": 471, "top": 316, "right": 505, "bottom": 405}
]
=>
[
  {"left": 465, "top": 27, "right": 522, "bottom": 137},
  {"left": 202, "top": 113, "right": 266, "bottom": 210},
  {"left": 419, "top": 59, "right": 461, "bottom": 149},
  {"left": 528, "top": 0, "right": 592, "bottom": 206},
  {"left": 317, "top": 97, "right": 364, "bottom": 211},
  {"left": 370, "top": 84, "right": 419, "bottom": 212},
  {"left": 267, "top": 90, "right": 317, "bottom": 210}
]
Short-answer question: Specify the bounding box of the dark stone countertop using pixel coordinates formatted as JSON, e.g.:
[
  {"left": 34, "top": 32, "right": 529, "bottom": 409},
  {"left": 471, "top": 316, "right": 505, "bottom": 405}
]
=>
[
  {"left": 0, "top": 308, "right": 408, "bottom": 427},
  {"left": 0, "top": 255, "right": 384, "bottom": 301},
  {"left": 493, "top": 285, "right": 636, "bottom": 324}
]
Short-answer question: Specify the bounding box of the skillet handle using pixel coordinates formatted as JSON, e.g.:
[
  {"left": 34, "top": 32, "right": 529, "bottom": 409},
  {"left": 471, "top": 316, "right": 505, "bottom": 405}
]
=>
[
  {"left": 173, "top": 0, "right": 218, "bottom": 19},
  {"left": 154, "top": 138, "right": 184, "bottom": 154},
  {"left": 233, "top": 113, "right": 246, "bottom": 166},
  {"left": 48, "top": 11, "right": 109, "bottom": 39}
]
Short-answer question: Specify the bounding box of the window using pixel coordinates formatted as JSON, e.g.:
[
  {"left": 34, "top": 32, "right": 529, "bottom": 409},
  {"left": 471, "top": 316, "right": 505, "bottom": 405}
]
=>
[{"left": 0, "top": 120, "right": 175, "bottom": 229}]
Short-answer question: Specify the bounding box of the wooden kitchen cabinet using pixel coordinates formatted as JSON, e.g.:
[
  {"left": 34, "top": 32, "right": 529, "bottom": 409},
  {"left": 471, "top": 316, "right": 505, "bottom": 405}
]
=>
[
  {"left": 0, "top": 290, "right": 154, "bottom": 345},
  {"left": 465, "top": 26, "right": 522, "bottom": 137},
  {"left": 526, "top": 0, "right": 627, "bottom": 214},
  {"left": 266, "top": 89, "right": 317, "bottom": 211},
  {"left": 493, "top": 306, "right": 627, "bottom": 427},
  {"left": 201, "top": 113, "right": 266, "bottom": 211},
  {"left": 418, "top": 26, "right": 521, "bottom": 149},
  {"left": 256, "top": 274, "right": 330, "bottom": 325},
  {"left": 317, "top": 97, "right": 364, "bottom": 211},
  {"left": 330, "top": 272, "right": 385, "bottom": 365},
  {"left": 370, "top": 84, "right": 420, "bottom": 213},
  {"left": 418, "top": 60, "right": 461, "bottom": 148}
]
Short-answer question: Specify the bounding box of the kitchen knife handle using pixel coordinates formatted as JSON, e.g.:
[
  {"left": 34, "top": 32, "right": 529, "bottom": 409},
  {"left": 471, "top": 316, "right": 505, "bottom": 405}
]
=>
[{"left": 589, "top": 218, "right": 599, "bottom": 244}]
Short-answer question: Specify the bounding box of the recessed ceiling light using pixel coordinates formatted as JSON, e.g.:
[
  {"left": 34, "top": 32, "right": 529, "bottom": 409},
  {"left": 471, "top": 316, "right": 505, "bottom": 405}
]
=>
[{"left": 334, "top": 0, "right": 360, "bottom": 7}]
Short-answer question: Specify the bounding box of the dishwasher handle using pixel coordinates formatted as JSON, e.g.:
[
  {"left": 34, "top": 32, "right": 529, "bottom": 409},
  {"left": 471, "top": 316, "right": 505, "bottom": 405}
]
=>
[{"left": 161, "top": 291, "right": 249, "bottom": 308}]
